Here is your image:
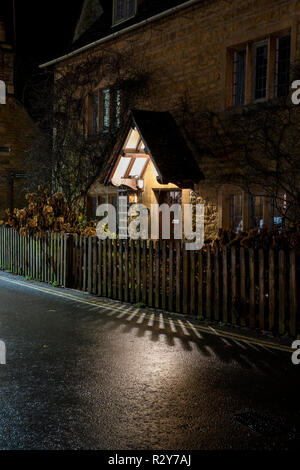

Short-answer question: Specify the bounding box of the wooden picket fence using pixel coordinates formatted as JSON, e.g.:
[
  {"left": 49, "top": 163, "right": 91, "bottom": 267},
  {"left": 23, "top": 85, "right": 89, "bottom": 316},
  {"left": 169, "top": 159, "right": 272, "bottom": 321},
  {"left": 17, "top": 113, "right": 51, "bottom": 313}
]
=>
[{"left": 0, "top": 227, "right": 298, "bottom": 336}]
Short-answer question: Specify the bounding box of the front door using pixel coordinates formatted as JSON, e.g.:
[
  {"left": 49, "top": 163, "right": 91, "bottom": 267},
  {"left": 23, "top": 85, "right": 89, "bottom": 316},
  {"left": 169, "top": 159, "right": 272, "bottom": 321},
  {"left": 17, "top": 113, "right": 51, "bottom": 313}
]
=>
[{"left": 156, "top": 190, "right": 182, "bottom": 240}]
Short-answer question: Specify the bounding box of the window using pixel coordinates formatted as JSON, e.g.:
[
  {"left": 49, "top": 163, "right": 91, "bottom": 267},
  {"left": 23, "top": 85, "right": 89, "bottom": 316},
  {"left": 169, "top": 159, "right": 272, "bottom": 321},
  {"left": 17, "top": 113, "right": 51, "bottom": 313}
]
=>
[
  {"left": 272, "top": 194, "right": 286, "bottom": 230},
  {"left": 250, "top": 195, "right": 264, "bottom": 229},
  {"left": 115, "top": 89, "right": 121, "bottom": 128},
  {"left": 230, "top": 194, "right": 243, "bottom": 232},
  {"left": 88, "top": 196, "right": 98, "bottom": 219},
  {"left": 102, "top": 89, "right": 110, "bottom": 131},
  {"left": 253, "top": 41, "right": 268, "bottom": 100},
  {"left": 275, "top": 34, "right": 291, "bottom": 97},
  {"left": 99, "top": 194, "right": 118, "bottom": 209},
  {"left": 232, "top": 49, "right": 246, "bottom": 106},
  {"left": 93, "top": 92, "right": 99, "bottom": 134},
  {"left": 113, "top": 157, "right": 131, "bottom": 179},
  {"left": 110, "top": 127, "right": 150, "bottom": 189},
  {"left": 89, "top": 88, "right": 122, "bottom": 135},
  {"left": 112, "top": 155, "right": 148, "bottom": 181},
  {"left": 125, "top": 128, "right": 140, "bottom": 150},
  {"left": 129, "top": 157, "right": 148, "bottom": 177},
  {"left": 229, "top": 31, "right": 291, "bottom": 106},
  {"left": 113, "top": 0, "right": 136, "bottom": 25}
]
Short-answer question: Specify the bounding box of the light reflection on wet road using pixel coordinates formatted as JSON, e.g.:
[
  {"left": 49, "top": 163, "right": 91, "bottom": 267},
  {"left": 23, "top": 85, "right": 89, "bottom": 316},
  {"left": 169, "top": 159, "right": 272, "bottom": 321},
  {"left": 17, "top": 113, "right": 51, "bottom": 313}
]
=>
[{"left": 0, "top": 273, "right": 299, "bottom": 450}]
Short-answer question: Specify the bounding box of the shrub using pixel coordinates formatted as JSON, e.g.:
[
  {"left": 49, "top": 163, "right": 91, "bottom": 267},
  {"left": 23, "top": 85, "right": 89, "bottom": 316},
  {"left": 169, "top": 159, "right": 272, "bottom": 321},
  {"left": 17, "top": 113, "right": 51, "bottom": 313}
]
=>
[{"left": 0, "top": 186, "right": 96, "bottom": 237}]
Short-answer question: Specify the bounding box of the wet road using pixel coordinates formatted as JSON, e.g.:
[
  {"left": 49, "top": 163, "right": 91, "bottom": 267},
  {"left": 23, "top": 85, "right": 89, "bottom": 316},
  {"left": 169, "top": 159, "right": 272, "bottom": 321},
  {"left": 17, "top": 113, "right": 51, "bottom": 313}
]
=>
[{"left": 0, "top": 272, "right": 299, "bottom": 450}]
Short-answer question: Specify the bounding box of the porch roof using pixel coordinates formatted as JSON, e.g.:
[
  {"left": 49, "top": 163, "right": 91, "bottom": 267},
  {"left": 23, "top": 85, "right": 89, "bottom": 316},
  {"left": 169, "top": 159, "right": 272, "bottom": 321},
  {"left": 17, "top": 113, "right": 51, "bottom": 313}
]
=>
[{"left": 104, "top": 109, "right": 204, "bottom": 189}]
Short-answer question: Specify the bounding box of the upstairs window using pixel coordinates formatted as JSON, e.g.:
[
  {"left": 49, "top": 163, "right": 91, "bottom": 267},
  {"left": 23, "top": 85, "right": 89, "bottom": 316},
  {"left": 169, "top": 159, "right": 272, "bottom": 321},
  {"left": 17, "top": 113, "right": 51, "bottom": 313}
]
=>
[
  {"left": 253, "top": 40, "right": 268, "bottom": 100},
  {"left": 229, "top": 31, "right": 291, "bottom": 107},
  {"left": 113, "top": 0, "right": 136, "bottom": 25},
  {"left": 275, "top": 34, "right": 291, "bottom": 97},
  {"left": 232, "top": 49, "right": 246, "bottom": 106}
]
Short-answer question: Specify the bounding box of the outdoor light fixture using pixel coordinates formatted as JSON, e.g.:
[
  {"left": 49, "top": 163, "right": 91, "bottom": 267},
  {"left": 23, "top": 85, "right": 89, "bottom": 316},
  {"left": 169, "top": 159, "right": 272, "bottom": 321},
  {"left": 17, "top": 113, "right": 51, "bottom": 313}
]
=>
[{"left": 128, "top": 193, "right": 137, "bottom": 203}]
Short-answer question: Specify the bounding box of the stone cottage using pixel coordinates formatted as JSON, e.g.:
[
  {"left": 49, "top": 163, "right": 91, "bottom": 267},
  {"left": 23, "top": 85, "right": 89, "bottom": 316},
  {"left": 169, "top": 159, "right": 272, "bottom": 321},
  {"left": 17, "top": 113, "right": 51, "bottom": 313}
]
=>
[{"left": 40, "top": 0, "right": 300, "bottom": 238}]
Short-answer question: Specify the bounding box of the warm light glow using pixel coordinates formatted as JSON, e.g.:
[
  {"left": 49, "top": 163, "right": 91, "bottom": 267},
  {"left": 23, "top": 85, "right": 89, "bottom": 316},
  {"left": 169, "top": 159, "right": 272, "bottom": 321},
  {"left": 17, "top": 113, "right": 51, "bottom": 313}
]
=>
[
  {"left": 129, "top": 194, "right": 138, "bottom": 203},
  {"left": 125, "top": 128, "right": 140, "bottom": 150},
  {"left": 114, "top": 157, "right": 131, "bottom": 179},
  {"left": 129, "top": 157, "right": 147, "bottom": 177}
]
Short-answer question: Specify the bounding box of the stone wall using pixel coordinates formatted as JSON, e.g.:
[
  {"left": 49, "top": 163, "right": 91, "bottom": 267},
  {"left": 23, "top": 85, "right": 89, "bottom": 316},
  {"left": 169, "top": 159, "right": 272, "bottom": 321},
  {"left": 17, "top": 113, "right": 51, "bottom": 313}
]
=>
[
  {"left": 57, "top": 0, "right": 300, "bottom": 237},
  {"left": 0, "top": 38, "right": 36, "bottom": 218}
]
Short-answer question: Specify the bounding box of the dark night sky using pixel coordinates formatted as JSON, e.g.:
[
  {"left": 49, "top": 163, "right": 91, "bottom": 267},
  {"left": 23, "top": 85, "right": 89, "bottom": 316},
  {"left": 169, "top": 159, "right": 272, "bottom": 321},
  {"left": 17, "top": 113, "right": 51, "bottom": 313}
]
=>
[
  {"left": 2, "top": 0, "right": 84, "bottom": 99},
  {"left": 14, "top": 0, "right": 83, "bottom": 62}
]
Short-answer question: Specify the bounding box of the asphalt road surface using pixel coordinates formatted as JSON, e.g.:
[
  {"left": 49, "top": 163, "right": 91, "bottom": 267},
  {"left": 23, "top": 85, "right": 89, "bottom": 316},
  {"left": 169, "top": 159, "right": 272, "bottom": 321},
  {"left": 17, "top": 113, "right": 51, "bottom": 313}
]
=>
[{"left": 0, "top": 272, "right": 299, "bottom": 450}]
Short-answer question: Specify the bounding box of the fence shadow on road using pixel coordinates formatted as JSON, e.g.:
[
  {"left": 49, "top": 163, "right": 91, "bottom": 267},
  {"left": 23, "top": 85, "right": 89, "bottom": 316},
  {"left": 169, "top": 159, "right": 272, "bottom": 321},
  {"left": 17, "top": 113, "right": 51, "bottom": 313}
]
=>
[{"left": 75, "top": 300, "right": 287, "bottom": 374}]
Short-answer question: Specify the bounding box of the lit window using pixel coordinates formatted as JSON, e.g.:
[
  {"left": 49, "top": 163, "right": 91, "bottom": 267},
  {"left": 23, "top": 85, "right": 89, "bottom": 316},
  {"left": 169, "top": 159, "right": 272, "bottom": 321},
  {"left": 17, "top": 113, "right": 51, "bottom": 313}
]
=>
[
  {"left": 113, "top": 157, "right": 131, "bottom": 179},
  {"left": 129, "top": 158, "right": 148, "bottom": 178},
  {"left": 102, "top": 89, "right": 110, "bottom": 131},
  {"left": 230, "top": 194, "right": 243, "bottom": 232},
  {"left": 125, "top": 128, "right": 141, "bottom": 150},
  {"left": 113, "top": 0, "right": 136, "bottom": 25},
  {"left": 233, "top": 49, "right": 246, "bottom": 106}
]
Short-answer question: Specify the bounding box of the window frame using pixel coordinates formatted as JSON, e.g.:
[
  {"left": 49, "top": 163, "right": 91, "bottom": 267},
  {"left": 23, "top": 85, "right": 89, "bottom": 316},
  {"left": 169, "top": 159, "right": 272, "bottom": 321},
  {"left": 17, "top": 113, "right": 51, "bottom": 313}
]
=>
[
  {"left": 275, "top": 33, "right": 291, "bottom": 98},
  {"left": 252, "top": 39, "right": 269, "bottom": 102},
  {"left": 249, "top": 194, "right": 265, "bottom": 230},
  {"left": 232, "top": 48, "right": 246, "bottom": 106},
  {"left": 92, "top": 91, "right": 100, "bottom": 135},
  {"left": 229, "top": 193, "right": 243, "bottom": 232},
  {"left": 88, "top": 88, "right": 122, "bottom": 135},
  {"left": 227, "top": 29, "right": 291, "bottom": 108},
  {"left": 112, "top": 0, "right": 136, "bottom": 27},
  {"left": 102, "top": 89, "right": 111, "bottom": 132}
]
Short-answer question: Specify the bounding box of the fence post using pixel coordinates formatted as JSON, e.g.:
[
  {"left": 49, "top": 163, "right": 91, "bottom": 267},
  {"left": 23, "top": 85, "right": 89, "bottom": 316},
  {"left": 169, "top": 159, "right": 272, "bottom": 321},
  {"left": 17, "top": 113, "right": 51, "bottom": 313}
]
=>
[
  {"left": 175, "top": 241, "right": 181, "bottom": 313},
  {"left": 249, "top": 248, "right": 256, "bottom": 328},
  {"left": 278, "top": 249, "right": 286, "bottom": 335},
  {"left": 231, "top": 246, "right": 237, "bottom": 324},
  {"left": 206, "top": 245, "right": 212, "bottom": 319},
  {"left": 64, "top": 233, "right": 74, "bottom": 288},
  {"left": 240, "top": 247, "right": 246, "bottom": 327},
  {"left": 168, "top": 241, "right": 174, "bottom": 312},
  {"left": 198, "top": 250, "right": 203, "bottom": 318},
  {"left": 258, "top": 248, "right": 265, "bottom": 330},
  {"left": 182, "top": 243, "right": 188, "bottom": 314},
  {"left": 289, "top": 250, "right": 297, "bottom": 337},
  {"left": 269, "top": 249, "right": 275, "bottom": 331},
  {"left": 88, "top": 237, "right": 92, "bottom": 293}
]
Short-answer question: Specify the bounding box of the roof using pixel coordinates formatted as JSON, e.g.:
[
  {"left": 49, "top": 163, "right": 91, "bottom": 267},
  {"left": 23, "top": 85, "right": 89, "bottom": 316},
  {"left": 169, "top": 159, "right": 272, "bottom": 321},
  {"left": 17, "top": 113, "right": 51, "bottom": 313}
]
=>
[
  {"left": 104, "top": 109, "right": 204, "bottom": 188},
  {"left": 40, "top": 0, "right": 202, "bottom": 68},
  {"left": 71, "top": 0, "right": 195, "bottom": 51}
]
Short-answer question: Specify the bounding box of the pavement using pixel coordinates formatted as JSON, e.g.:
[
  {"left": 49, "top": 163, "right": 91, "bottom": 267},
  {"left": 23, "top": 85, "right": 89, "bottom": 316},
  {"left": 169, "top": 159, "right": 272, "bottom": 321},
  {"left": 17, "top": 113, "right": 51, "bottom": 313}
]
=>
[{"left": 0, "top": 271, "right": 299, "bottom": 450}]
